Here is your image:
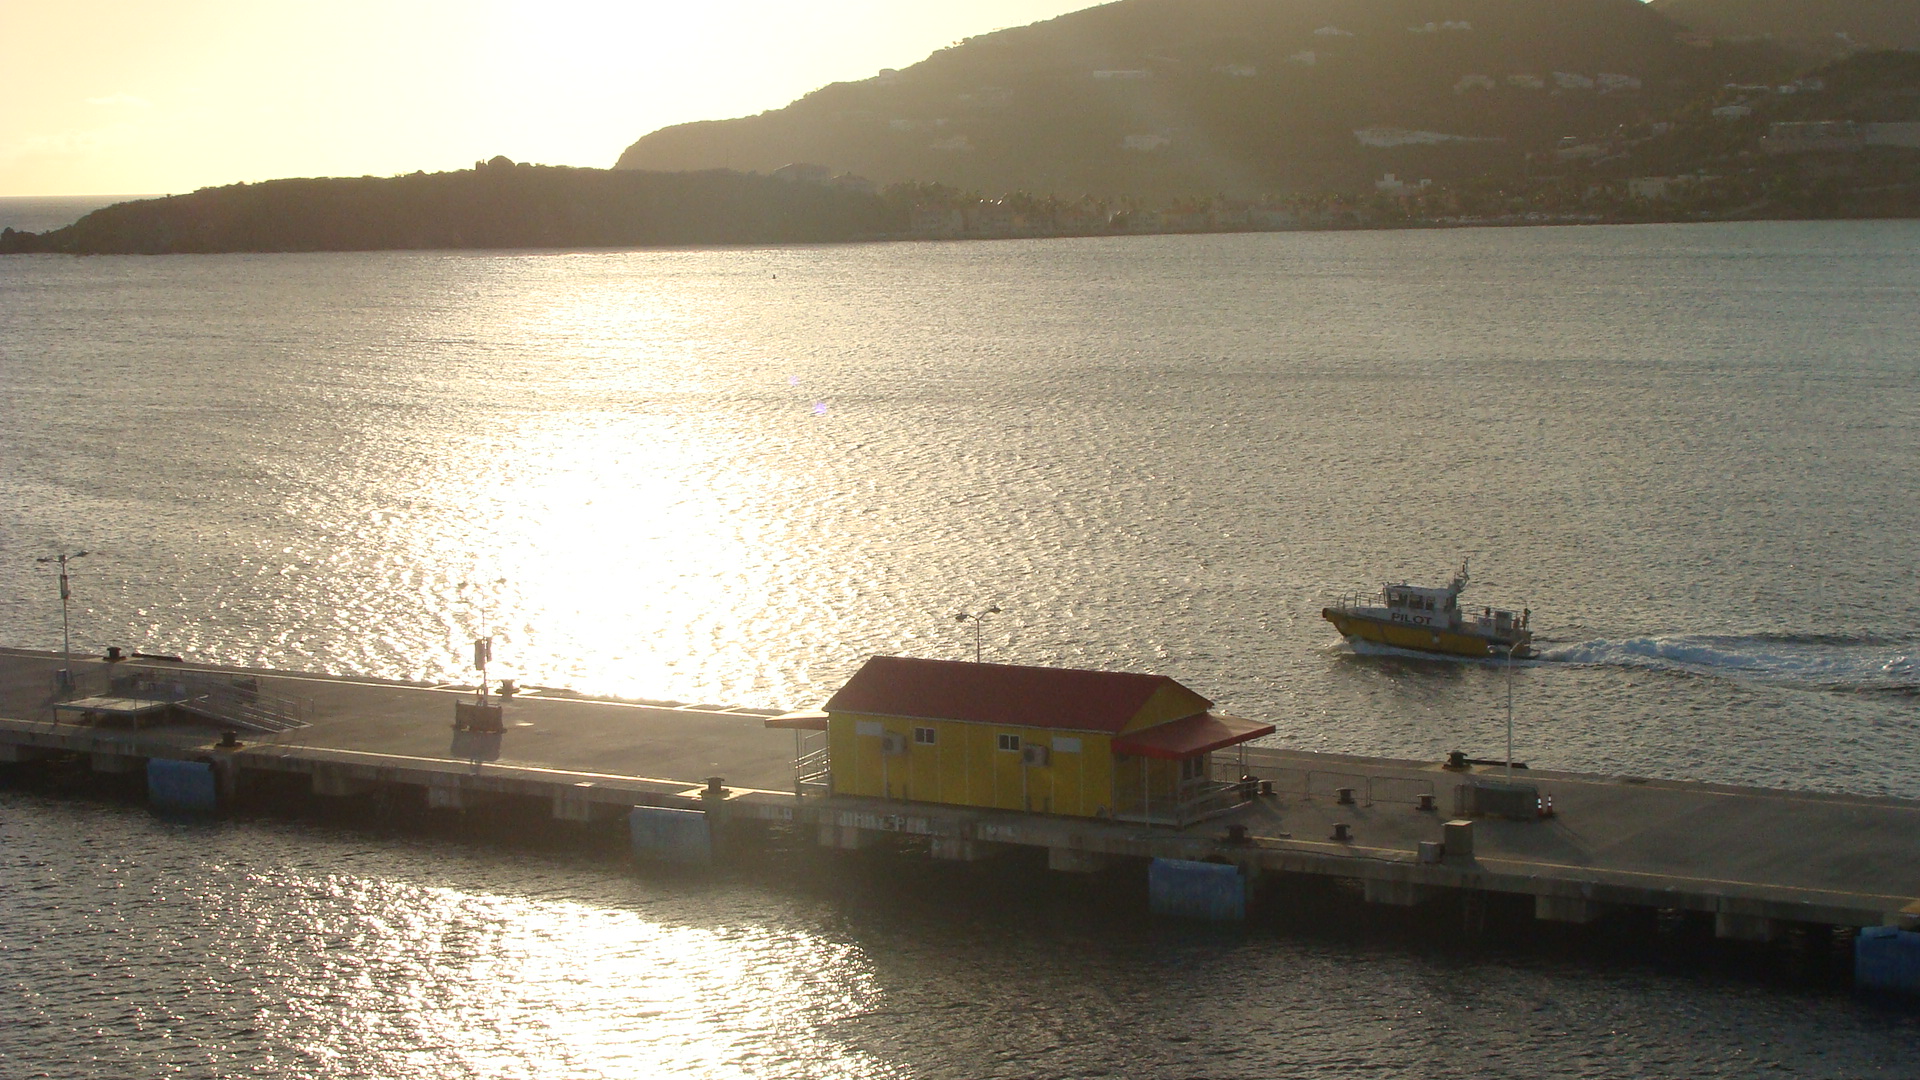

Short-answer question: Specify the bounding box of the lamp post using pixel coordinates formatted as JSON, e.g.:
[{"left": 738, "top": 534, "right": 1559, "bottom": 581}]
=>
[
  {"left": 1505, "top": 640, "right": 1519, "bottom": 779},
  {"left": 458, "top": 576, "right": 506, "bottom": 702},
  {"left": 34, "top": 550, "right": 89, "bottom": 693},
  {"left": 954, "top": 605, "right": 1001, "bottom": 664}
]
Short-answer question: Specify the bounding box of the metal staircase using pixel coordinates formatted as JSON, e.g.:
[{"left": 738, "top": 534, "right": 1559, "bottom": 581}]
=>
[
  {"left": 115, "top": 670, "right": 310, "bottom": 733},
  {"left": 174, "top": 676, "right": 308, "bottom": 732}
]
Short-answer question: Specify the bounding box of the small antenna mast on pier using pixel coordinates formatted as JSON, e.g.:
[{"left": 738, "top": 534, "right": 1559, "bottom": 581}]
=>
[{"left": 474, "top": 636, "right": 492, "bottom": 705}]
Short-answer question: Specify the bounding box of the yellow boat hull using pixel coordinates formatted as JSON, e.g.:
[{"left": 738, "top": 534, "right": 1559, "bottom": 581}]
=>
[{"left": 1321, "top": 608, "right": 1528, "bottom": 659}]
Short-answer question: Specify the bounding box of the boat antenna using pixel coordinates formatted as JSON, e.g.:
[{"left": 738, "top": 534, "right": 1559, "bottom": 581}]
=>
[{"left": 1448, "top": 558, "right": 1470, "bottom": 597}]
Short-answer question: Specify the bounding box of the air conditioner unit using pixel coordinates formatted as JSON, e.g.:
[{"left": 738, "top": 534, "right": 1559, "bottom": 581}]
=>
[
  {"left": 880, "top": 732, "right": 908, "bottom": 756},
  {"left": 1021, "top": 744, "right": 1051, "bottom": 767}
]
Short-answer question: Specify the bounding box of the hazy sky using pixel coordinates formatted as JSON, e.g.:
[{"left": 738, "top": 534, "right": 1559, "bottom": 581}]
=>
[{"left": 1, "top": 0, "right": 1096, "bottom": 197}]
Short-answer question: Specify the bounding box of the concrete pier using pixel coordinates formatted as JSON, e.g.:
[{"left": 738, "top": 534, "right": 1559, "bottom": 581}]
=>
[{"left": 4, "top": 647, "right": 1918, "bottom": 949}]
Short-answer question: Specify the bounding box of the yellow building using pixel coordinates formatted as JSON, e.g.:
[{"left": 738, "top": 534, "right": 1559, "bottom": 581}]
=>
[{"left": 779, "top": 656, "right": 1273, "bottom": 823}]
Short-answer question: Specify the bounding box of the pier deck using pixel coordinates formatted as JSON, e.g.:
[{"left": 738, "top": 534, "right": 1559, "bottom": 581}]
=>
[{"left": 3, "top": 648, "right": 1916, "bottom": 935}]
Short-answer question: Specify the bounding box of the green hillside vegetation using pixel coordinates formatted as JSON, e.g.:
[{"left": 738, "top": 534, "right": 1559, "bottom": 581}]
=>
[
  {"left": 1649, "top": 0, "right": 1920, "bottom": 54},
  {"left": 0, "top": 160, "right": 893, "bottom": 255},
  {"left": 5, "top": 23, "right": 1913, "bottom": 256},
  {"left": 1389, "top": 50, "right": 1920, "bottom": 223},
  {"left": 615, "top": 0, "right": 1797, "bottom": 198}
]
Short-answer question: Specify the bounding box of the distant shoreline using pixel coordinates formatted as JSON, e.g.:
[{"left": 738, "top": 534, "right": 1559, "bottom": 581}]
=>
[{"left": 5, "top": 204, "right": 1914, "bottom": 259}]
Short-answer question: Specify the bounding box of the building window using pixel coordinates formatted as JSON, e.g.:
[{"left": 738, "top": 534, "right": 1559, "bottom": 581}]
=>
[
  {"left": 1180, "top": 757, "right": 1207, "bottom": 781},
  {"left": 997, "top": 733, "right": 1021, "bottom": 752},
  {"left": 914, "top": 727, "right": 936, "bottom": 745}
]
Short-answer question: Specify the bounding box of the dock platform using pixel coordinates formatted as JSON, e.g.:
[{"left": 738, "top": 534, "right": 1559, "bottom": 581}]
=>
[{"left": 3, "top": 647, "right": 1917, "bottom": 943}]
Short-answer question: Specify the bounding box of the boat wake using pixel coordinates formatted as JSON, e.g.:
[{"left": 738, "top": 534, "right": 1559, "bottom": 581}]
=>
[{"left": 1537, "top": 633, "right": 1919, "bottom": 695}]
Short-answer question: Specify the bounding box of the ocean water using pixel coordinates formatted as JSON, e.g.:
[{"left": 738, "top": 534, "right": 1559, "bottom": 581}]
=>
[
  {"left": 5, "top": 786, "right": 1917, "bottom": 1080},
  {"left": 2, "top": 222, "right": 1919, "bottom": 1075}
]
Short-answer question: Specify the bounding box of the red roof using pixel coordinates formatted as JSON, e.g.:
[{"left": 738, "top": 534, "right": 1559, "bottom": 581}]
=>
[
  {"left": 824, "top": 655, "right": 1204, "bottom": 733},
  {"left": 1111, "top": 712, "right": 1275, "bottom": 760}
]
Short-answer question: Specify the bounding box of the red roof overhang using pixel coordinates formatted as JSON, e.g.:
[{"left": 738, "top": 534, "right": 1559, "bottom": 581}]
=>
[
  {"left": 1111, "top": 712, "right": 1274, "bottom": 760},
  {"left": 765, "top": 709, "right": 830, "bottom": 730}
]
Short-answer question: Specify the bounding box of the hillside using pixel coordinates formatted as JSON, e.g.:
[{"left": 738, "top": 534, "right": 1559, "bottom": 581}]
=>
[
  {"left": 0, "top": 161, "right": 893, "bottom": 255},
  {"left": 1649, "top": 0, "right": 1920, "bottom": 55},
  {"left": 615, "top": 0, "right": 1797, "bottom": 198}
]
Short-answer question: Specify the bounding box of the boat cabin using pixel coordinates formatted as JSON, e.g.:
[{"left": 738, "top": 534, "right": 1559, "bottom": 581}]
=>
[{"left": 1384, "top": 584, "right": 1459, "bottom": 628}]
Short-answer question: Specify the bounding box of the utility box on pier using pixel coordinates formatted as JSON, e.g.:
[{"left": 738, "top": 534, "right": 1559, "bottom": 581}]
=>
[
  {"left": 453, "top": 702, "right": 504, "bottom": 733},
  {"left": 1455, "top": 780, "right": 1542, "bottom": 820}
]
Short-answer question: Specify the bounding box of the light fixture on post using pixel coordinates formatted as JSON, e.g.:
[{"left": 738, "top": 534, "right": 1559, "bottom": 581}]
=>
[
  {"left": 954, "top": 604, "right": 1001, "bottom": 664},
  {"left": 34, "top": 550, "right": 88, "bottom": 695},
  {"left": 1505, "top": 639, "right": 1519, "bottom": 778}
]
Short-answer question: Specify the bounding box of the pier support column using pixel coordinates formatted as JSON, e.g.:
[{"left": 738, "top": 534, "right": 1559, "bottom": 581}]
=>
[
  {"left": 90, "top": 752, "right": 143, "bottom": 774},
  {"left": 1715, "top": 912, "right": 1781, "bottom": 943},
  {"left": 1363, "top": 878, "right": 1430, "bottom": 907},
  {"left": 209, "top": 754, "right": 240, "bottom": 804},
  {"left": 311, "top": 766, "right": 369, "bottom": 797},
  {"left": 1536, "top": 895, "right": 1606, "bottom": 925},
  {"left": 0, "top": 743, "right": 49, "bottom": 763},
  {"left": 931, "top": 837, "right": 1003, "bottom": 862},
  {"left": 427, "top": 782, "right": 467, "bottom": 810},
  {"left": 818, "top": 824, "right": 872, "bottom": 850},
  {"left": 553, "top": 783, "right": 607, "bottom": 822},
  {"left": 1048, "top": 847, "right": 1110, "bottom": 873}
]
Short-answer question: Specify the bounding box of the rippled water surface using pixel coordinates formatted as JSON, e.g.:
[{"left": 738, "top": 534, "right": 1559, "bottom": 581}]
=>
[
  {"left": 2, "top": 222, "right": 1919, "bottom": 1075},
  {"left": 4, "top": 790, "right": 1918, "bottom": 1080}
]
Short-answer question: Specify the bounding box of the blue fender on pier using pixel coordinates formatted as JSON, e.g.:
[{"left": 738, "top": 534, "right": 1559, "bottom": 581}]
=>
[
  {"left": 628, "top": 806, "right": 712, "bottom": 865},
  {"left": 1856, "top": 926, "right": 1920, "bottom": 993},
  {"left": 1149, "top": 858, "right": 1246, "bottom": 922},
  {"left": 147, "top": 758, "right": 219, "bottom": 814}
]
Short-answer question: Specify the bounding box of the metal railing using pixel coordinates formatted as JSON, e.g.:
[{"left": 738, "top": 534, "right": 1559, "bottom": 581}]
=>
[
  {"left": 1256, "top": 765, "right": 1434, "bottom": 808},
  {"left": 1113, "top": 774, "right": 1260, "bottom": 827},
  {"left": 172, "top": 677, "right": 309, "bottom": 733},
  {"left": 104, "top": 669, "right": 311, "bottom": 732},
  {"left": 794, "top": 746, "right": 831, "bottom": 796}
]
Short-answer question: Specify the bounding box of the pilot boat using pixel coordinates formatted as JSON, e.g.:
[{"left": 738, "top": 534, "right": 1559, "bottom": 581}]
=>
[{"left": 1321, "top": 561, "right": 1533, "bottom": 659}]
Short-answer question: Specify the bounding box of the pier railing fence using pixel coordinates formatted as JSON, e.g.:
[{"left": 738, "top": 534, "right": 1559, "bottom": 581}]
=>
[
  {"left": 49, "top": 665, "right": 312, "bottom": 735},
  {"left": 1247, "top": 765, "right": 1435, "bottom": 809}
]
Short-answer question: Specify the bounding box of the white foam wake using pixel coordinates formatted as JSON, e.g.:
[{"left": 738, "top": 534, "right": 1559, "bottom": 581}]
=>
[{"left": 1539, "top": 634, "right": 1917, "bottom": 694}]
